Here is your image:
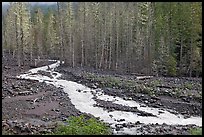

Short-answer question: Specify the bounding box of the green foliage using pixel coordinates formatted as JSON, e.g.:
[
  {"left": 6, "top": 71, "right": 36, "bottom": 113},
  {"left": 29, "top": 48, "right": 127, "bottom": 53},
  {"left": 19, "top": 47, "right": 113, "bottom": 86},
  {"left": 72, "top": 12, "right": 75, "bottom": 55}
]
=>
[
  {"left": 189, "top": 127, "right": 202, "bottom": 135},
  {"left": 48, "top": 115, "right": 112, "bottom": 135},
  {"left": 86, "top": 72, "right": 158, "bottom": 95},
  {"left": 183, "top": 83, "right": 193, "bottom": 90},
  {"left": 173, "top": 88, "right": 181, "bottom": 97},
  {"left": 142, "top": 86, "right": 154, "bottom": 95},
  {"left": 150, "top": 79, "right": 161, "bottom": 87},
  {"left": 2, "top": 130, "right": 14, "bottom": 135},
  {"left": 166, "top": 55, "right": 177, "bottom": 76}
]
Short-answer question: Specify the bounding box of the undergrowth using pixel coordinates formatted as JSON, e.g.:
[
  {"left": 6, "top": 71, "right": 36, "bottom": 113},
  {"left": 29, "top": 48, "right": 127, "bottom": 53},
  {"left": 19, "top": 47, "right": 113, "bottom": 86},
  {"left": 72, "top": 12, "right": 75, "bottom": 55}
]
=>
[
  {"left": 47, "top": 115, "right": 112, "bottom": 135},
  {"left": 189, "top": 127, "right": 202, "bottom": 135}
]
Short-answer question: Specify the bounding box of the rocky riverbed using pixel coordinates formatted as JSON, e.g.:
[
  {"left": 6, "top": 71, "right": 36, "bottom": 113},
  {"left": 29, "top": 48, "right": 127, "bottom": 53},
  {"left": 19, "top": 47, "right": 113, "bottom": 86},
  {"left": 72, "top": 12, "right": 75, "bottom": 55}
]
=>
[{"left": 2, "top": 53, "right": 202, "bottom": 135}]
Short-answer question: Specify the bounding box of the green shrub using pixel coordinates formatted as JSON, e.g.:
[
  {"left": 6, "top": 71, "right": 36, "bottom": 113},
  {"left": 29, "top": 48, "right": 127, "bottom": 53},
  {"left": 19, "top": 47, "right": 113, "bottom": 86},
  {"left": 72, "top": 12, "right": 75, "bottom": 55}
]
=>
[
  {"left": 173, "top": 88, "right": 181, "bottom": 97},
  {"left": 189, "top": 127, "right": 202, "bottom": 135},
  {"left": 2, "top": 130, "right": 13, "bottom": 135},
  {"left": 48, "top": 115, "right": 112, "bottom": 135},
  {"left": 183, "top": 83, "right": 193, "bottom": 90},
  {"left": 150, "top": 80, "right": 161, "bottom": 87}
]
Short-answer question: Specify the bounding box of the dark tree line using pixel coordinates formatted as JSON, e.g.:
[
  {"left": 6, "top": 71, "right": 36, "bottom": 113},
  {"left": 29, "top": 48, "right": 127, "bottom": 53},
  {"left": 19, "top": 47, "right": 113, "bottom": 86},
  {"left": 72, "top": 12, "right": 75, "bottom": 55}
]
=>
[{"left": 2, "top": 2, "right": 202, "bottom": 77}]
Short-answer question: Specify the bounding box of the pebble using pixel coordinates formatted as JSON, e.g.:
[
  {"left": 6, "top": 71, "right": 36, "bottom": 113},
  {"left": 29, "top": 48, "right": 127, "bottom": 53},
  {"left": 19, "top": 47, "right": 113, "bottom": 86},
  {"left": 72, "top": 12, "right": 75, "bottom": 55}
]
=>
[
  {"left": 119, "top": 119, "right": 125, "bottom": 122},
  {"left": 140, "top": 104, "right": 146, "bottom": 107},
  {"left": 77, "top": 89, "right": 81, "bottom": 92},
  {"left": 115, "top": 127, "right": 120, "bottom": 131},
  {"left": 144, "top": 100, "right": 149, "bottom": 104},
  {"left": 62, "top": 117, "right": 68, "bottom": 121},
  {"left": 158, "top": 111, "right": 164, "bottom": 114}
]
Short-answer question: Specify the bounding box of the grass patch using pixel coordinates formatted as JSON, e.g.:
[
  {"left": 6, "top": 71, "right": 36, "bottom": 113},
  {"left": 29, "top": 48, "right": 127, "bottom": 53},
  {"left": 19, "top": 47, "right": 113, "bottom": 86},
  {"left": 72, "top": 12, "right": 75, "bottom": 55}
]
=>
[
  {"left": 47, "top": 115, "right": 112, "bottom": 135},
  {"left": 2, "top": 130, "right": 14, "bottom": 135},
  {"left": 85, "top": 72, "right": 157, "bottom": 95},
  {"left": 150, "top": 79, "right": 161, "bottom": 87},
  {"left": 189, "top": 127, "right": 202, "bottom": 135},
  {"left": 183, "top": 83, "right": 193, "bottom": 90},
  {"left": 85, "top": 73, "right": 137, "bottom": 89},
  {"left": 173, "top": 88, "right": 182, "bottom": 97}
]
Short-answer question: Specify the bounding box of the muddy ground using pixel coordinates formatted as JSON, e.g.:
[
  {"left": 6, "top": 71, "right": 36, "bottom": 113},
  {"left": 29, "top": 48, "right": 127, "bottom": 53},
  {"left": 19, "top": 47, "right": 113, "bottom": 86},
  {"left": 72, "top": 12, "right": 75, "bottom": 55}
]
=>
[
  {"left": 2, "top": 53, "right": 94, "bottom": 135},
  {"left": 2, "top": 52, "right": 202, "bottom": 135}
]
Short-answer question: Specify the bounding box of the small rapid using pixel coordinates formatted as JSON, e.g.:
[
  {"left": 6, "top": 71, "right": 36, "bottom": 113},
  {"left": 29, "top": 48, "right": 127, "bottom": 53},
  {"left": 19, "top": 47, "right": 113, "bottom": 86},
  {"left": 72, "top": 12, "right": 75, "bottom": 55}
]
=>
[{"left": 17, "top": 60, "right": 202, "bottom": 134}]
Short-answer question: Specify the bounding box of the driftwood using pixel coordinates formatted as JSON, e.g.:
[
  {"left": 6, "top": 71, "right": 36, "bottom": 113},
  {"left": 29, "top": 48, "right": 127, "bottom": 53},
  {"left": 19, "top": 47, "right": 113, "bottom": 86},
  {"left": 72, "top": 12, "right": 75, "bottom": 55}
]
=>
[
  {"left": 131, "top": 73, "right": 145, "bottom": 76},
  {"left": 5, "top": 76, "right": 38, "bottom": 82},
  {"left": 156, "top": 85, "right": 174, "bottom": 89},
  {"left": 30, "top": 65, "right": 37, "bottom": 68},
  {"left": 4, "top": 66, "right": 10, "bottom": 69},
  {"left": 136, "top": 76, "right": 153, "bottom": 80},
  {"left": 34, "top": 58, "right": 56, "bottom": 67},
  {"left": 5, "top": 89, "right": 14, "bottom": 95},
  {"left": 33, "top": 98, "right": 38, "bottom": 104},
  {"left": 5, "top": 76, "right": 22, "bottom": 80},
  {"left": 18, "top": 90, "right": 32, "bottom": 95}
]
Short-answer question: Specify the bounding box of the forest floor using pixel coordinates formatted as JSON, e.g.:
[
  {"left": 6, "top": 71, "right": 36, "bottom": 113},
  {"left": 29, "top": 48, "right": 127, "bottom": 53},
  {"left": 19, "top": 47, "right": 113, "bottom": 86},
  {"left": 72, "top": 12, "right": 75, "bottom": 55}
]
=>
[{"left": 2, "top": 52, "right": 202, "bottom": 135}]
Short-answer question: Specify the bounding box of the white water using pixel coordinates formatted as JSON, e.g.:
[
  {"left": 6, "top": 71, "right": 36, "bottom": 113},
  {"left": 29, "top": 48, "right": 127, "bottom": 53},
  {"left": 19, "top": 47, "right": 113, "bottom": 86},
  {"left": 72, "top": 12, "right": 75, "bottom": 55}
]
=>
[{"left": 17, "top": 61, "right": 202, "bottom": 134}]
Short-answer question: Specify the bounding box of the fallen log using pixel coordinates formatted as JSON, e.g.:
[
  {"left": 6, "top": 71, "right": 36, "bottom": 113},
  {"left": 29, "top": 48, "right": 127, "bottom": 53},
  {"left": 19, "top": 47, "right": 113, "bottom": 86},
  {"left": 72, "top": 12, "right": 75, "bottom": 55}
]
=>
[
  {"left": 18, "top": 90, "right": 32, "bottom": 95},
  {"left": 136, "top": 76, "right": 153, "bottom": 80},
  {"left": 131, "top": 73, "right": 145, "bottom": 76},
  {"left": 5, "top": 76, "right": 38, "bottom": 82},
  {"left": 156, "top": 85, "right": 173, "bottom": 89},
  {"left": 5, "top": 76, "right": 22, "bottom": 80}
]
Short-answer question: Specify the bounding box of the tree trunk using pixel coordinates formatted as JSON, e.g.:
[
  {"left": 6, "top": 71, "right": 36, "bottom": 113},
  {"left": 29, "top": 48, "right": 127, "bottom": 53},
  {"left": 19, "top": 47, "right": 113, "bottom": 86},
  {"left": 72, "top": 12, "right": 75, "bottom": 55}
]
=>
[
  {"left": 57, "top": 2, "right": 64, "bottom": 65},
  {"left": 179, "top": 38, "right": 183, "bottom": 76},
  {"left": 81, "top": 40, "right": 84, "bottom": 67},
  {"left": 69, "top": 27, "right": 72, "bottom": 66},
  {"left": 115, "top": 19, "right": 119, "bottom": 70},
  {"left": 20, "top": 8, "right": 24, "bottom": 66},
  {"left": 99, "top": 41, "right": 105, "bottom": 69},
  {"left": 15, "top": 13, "right": 21, "bottom": 67},
  {"left": 99, "top": 7, "right": 106, "bottom": 69},
  {"left": 72, "top": 31, "right": 75, "bottom": 68},
  {"left": 108, "top": 25, "right": 112, "bottom": 70},
  {"left": 189, "top": 37, "right": 193, "bottom": 77}
]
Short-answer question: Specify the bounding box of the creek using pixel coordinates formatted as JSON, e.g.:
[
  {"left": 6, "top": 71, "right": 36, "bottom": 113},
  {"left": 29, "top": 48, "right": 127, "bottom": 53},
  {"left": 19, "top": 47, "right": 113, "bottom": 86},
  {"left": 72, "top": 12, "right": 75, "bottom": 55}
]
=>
[{"left": 17, "top": 61, "right": 202, "bottom": 135}]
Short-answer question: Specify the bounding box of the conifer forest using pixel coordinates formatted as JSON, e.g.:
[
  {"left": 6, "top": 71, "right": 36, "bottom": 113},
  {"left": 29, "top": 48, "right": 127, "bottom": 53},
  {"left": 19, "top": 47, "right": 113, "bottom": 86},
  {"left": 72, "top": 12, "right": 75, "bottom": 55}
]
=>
[{"left": 2, "top": 2, "right": 202, "bottom": 77}]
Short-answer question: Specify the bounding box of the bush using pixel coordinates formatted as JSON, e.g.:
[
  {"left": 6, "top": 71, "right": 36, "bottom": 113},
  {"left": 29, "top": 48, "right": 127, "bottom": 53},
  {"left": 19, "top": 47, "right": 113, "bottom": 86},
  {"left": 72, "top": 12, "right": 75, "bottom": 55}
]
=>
[
  {"left": 48, "top": 115, "right": 112, "bottom": 135},
  {"left": 2, "top": 130, "right": 13, "bottom": 135},
  {"left": 189, "top": 127, "right": 202, "bottom": 135}
]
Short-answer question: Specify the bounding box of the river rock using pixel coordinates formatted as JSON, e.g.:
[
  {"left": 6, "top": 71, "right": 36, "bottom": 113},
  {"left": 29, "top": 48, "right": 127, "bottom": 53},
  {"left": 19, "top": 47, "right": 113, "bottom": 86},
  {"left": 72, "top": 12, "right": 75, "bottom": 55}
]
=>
[
  {"left": 118, "top": 119, "right": 125, "bottom": 122},
  {"left": 140, "top": 104, "right": 146, "bottom": 107},
  {"left": 122, "top": 123, "right": 127, "bottom": 127},
  {"left": 144, "top": 100, "right": 149, "bottom": 104},
  {"left": 158, "top": 110, "right": 164, "bottom": 114},
  {"left": 77, "top": 89, "right": 81, "bottom": 92},
  {"left": 135, "top": 121, "right": 141, "bottom": 125}
]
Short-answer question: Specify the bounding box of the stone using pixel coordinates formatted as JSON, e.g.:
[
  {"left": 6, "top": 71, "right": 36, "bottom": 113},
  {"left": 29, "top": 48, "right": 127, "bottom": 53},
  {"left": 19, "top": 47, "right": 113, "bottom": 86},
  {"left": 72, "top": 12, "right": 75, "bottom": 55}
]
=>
[
  {"left": 135, "top": 121, "right": 141, "bottom": 125},
  {"left": 144, "top": 100, "right": 149, "bottom": 104},
  {"left": 119, "top": 119, "right": 125, "bottom": 122},
  {"left": 140, "top": 104, "right": 146, "bottom": 107},
  {"left": 122, "top": 123, "right": 127, "bottom": 127},
  {"left": 158, "top": 111, "right": 164, "bottom": 114}
]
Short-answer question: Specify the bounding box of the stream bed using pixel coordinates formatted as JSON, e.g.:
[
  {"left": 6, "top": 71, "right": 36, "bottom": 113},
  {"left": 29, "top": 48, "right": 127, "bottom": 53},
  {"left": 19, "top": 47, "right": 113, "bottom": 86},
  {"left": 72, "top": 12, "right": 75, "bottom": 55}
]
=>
[{"left": 17, "top": 61, "right": 202, "bottom": 135}]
